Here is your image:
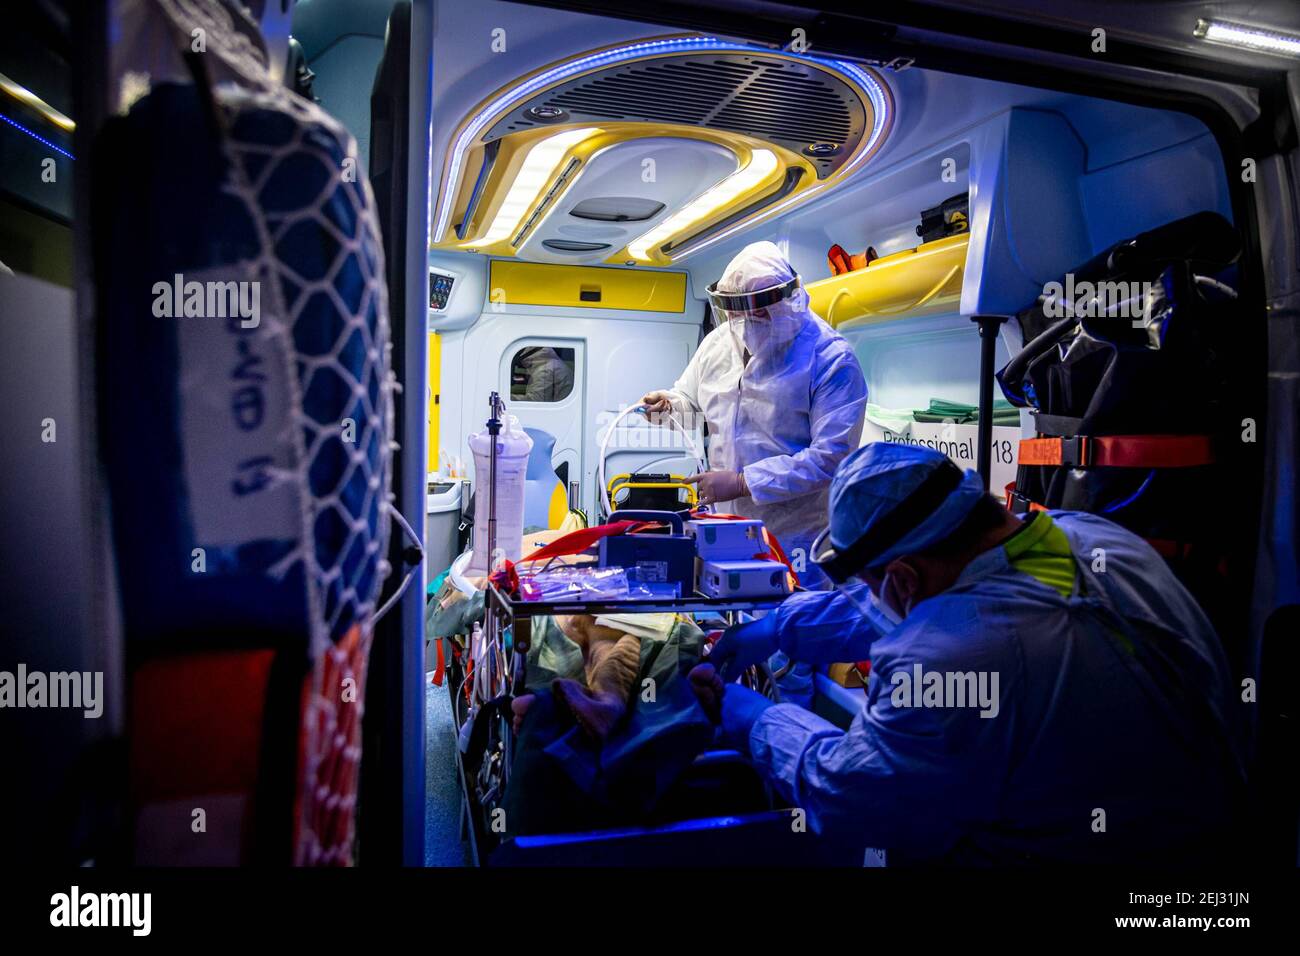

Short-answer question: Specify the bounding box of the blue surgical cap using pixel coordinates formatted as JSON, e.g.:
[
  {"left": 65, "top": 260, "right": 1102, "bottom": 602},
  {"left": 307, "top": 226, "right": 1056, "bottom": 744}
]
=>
[{"left": 827, "top": 443, "right": 987, "bottom": 573}]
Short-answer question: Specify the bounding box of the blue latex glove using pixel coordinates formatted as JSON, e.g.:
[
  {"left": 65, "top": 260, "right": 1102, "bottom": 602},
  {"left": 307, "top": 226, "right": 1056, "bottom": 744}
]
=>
[
  {"left": 720, "top": 684, "right": 775, "bottom": 755},
  {"left": 708, "top": 614, "right": 779, "bottom": 682},
  {"left": 688, "top": 662, "right": 773, "bottom": 755}
]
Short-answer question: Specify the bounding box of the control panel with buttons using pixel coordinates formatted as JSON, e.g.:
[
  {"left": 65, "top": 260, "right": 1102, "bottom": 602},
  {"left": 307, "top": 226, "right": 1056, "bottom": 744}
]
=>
[{"left": 429, "top": 270, "right": 456, "bottom": 312}]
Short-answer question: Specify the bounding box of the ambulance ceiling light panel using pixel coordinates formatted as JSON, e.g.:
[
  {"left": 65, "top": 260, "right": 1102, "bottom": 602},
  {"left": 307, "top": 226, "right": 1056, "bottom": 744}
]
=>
[
  {"left": 627, "top": 148, "right": 778, "bottom": 261},
  {"left": 467, "top": 126, "right": 600, "bottom": 247},
  {"left": 432, "top": 35, "right": 893, "bottom": 264}
]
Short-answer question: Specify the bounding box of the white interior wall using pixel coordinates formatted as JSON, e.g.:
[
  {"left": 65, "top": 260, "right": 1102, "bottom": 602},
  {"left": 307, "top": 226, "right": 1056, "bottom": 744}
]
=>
[
  {"left": 439, "top": 300, "right": 703, "bottom": 516},
  {"left": 425, "top": 3, "right": 1235, "bottom": 512}
]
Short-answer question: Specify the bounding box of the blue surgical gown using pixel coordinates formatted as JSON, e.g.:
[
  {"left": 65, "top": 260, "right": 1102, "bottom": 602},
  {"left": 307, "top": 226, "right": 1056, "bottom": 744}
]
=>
[{"left": 748, "top": 511, "right": 1244, "bottom": 864}]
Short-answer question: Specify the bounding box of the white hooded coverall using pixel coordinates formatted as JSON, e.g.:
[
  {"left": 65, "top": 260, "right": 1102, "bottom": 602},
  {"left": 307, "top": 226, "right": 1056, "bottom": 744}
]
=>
[{"left": 665, "top": 242, "right": 868, "bottom": 588}]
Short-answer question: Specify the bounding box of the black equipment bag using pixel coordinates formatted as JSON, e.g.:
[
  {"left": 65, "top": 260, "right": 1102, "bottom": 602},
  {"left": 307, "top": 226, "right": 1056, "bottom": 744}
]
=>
[{"left": 996, "top": 211, "right": 1241, "bottom": 560}]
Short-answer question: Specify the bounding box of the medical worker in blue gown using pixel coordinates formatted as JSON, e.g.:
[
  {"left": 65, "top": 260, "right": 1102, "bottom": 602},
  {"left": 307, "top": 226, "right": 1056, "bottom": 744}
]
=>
[{"left": 694, "top": 443, "right": 1245, "bottom": 864}]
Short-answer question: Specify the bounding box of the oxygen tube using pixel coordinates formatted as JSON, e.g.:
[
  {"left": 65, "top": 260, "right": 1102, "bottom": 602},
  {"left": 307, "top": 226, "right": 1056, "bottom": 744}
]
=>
[{"left": 597, "top": 401, "right": 707, "bottom": 516}]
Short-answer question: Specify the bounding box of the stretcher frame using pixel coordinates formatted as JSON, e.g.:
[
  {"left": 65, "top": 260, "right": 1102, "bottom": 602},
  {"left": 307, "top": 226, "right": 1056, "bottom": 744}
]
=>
[
  {"left": 453, "top": 582, "right": 787, "bottom": 865},
  {"left": 604, "top": 472, "right": 698, "bottom": 514}
]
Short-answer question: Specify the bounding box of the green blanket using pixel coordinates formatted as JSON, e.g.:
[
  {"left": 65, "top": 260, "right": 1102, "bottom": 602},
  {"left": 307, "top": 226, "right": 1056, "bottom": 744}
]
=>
[{"left": 913, "top": 397, "right": 1020, "bottom": 426}]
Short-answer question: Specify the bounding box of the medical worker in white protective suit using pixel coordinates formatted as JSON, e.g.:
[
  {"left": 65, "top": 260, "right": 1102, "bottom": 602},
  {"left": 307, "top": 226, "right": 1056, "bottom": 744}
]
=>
[{"left": 641, "top": 241, "right": 868, "bottom": 592}]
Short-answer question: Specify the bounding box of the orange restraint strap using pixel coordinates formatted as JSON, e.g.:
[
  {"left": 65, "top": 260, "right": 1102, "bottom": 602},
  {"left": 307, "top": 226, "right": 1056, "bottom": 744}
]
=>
[
  {"left": 1018, "top": 434, "right": 1215, "bottom": 469},
  {"left": 1004, "top": 482, "right": 1047, "bottom": 512}
]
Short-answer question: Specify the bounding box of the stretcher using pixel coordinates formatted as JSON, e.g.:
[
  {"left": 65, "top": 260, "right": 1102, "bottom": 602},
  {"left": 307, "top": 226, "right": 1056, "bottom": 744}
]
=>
[
  {"left": 445, "top": 392, "right": 847, "bottom": 864},
  {"left": 448, "top": 584, "right": 856, "bottom": 865}
]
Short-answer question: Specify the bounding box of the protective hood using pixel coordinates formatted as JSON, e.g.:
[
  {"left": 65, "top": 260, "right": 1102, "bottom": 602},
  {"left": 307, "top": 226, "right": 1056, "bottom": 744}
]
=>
[{"left": 709, "top": 241, "right": 812, "bottom": 358}]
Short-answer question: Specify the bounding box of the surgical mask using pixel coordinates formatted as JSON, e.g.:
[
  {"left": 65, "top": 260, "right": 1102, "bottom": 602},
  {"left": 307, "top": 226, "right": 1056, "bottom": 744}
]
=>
[
  {"left": 722, "top": 309, "right": 774, "bottom": 358},
  {"left": 869, "top": 584, "right": 905, "bottom": 631},
  {"left": 743, "top": 314, "right": 775, "bottom": 355},
  {"left": 837, "top": 574, "right": 905, "bottom": 636}
]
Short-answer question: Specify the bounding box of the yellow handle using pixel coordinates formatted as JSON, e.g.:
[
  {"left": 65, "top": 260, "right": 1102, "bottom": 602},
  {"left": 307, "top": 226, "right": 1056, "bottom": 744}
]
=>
[{"left": 608, "top": 475, "right": 699, "bottom": 507}]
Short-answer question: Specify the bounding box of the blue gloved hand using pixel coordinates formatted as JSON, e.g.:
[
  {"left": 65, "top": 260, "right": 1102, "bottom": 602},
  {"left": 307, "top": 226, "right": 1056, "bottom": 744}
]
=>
[
  {"left": 707, "top": 614, "right": 779, "bottom": 682},
  {"left": 687, "top": 662, "right": 774, "bottom": 756},
  {"left": 719, "top": 684, "right": 774, "bottom": 755}
]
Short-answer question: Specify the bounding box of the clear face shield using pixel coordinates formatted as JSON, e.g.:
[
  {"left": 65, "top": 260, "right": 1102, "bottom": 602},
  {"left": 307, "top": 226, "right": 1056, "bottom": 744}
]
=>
[
  {"left": 811, "top": 526, "right": 904, "bottom": 637},
  {"left": 707, "top": 275, "right": 802, "bottom": 359}
]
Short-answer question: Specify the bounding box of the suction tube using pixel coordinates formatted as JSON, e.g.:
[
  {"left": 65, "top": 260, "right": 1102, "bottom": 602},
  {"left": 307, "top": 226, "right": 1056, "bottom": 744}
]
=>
[{"left": 597, "top": 403, "right": 706, "bottom": 517}]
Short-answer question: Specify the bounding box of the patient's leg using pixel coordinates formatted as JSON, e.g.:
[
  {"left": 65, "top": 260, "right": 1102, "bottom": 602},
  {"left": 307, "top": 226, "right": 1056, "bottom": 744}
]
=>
[
  {"left": 552, "top": 616, "right": 642, "bottom": 740},
  {"left": 586, "top": 632, "right": 642, "bottom": 702}
]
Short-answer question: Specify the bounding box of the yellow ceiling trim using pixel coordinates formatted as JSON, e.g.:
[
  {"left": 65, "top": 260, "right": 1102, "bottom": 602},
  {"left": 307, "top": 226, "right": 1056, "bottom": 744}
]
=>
[
  {"left": 432, "top": 123, "right": 816, "bottom": 260},
  {"left": 610, "top": 142, "right": 802, "bottom": 267},
  {"left": 429, "top": 33, "right": 892, "bottom": 262},
  {"left": 431, "top": 33, "right": 704, "bottom": 243}
]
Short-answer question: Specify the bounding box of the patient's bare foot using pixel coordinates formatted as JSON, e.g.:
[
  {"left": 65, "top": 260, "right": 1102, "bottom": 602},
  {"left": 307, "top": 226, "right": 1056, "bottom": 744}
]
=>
[
  {"left": 511, "top": 693, "right": 535, "bottom": 734},
  {"left": 688, "top": 663, "right": 724, "bottom": 724},
  {"left": 552, "top": 678, "right": 626, "bottom": 741}
]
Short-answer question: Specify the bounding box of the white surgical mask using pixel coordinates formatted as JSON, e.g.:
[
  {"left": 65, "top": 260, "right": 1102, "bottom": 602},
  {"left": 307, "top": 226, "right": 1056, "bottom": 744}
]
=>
[
  {"left": 837, "top": 575, "right": 904, "bottom": 636},
  {"left": 867, "top": 585, "right": 904, "bottom": 633},
  {"left": 742, "top": 314, "right": 773, "bottom": 355}
]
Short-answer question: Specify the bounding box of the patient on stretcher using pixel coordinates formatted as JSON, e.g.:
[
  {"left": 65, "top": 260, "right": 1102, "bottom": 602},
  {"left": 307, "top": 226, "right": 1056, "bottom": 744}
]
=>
[
  {"left": 502, "top": 612, "right": 721, "bottom": 835},
  {"left": 512, "top": 614, "right": 644, "bottom": 740}
]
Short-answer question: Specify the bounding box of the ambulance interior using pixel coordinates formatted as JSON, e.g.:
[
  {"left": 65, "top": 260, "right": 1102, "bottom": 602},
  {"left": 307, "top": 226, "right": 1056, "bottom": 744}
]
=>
[
  {"left": 4, "top": 0, "right": 1294, "bottom": 869},
  {"left": 400, "top": 2, "right": 1255, "bottom": 864}
]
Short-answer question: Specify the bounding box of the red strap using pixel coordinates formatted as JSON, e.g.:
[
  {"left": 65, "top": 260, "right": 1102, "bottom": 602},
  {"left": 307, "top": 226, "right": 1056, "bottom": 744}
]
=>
[
  {"left": 1018, "top": 438, "right": 1065, "bottom": 466},
  {"left": 1019, "top": 434, "right": 1215, "bottom": 468},
  {"left": 1003, "top": 481, "right": 1047, "bottom": 512},
  {"left": 522, "top": 511, "right": 801, "bottom": 589},
  {"left": 1145, "top": 538, "right": 1227, "bottom": 572},
  {"left": 1003, "top": 485, "right": 1228, "bottom": 575},
  {"left": 488, "top": 559, "right": 519, "bottom": 594},
  {"left": 521, "top": 520, "right": 658, "bottom": 563},
  {"left": 431, "top": 636, "right": 446, "bottom": 687},
  {"left": 1146, "top": 538, "right": 1192, "bottom": 560}
]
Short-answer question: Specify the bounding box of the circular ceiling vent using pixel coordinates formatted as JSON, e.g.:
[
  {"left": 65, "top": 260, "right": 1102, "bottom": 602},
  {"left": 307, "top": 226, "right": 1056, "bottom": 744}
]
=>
[
  {"left": 488, "top": 48, "right": 881, "bottom": 180},
  {"left": 431, "top": 36, "right": 894, "bottom": 256}
]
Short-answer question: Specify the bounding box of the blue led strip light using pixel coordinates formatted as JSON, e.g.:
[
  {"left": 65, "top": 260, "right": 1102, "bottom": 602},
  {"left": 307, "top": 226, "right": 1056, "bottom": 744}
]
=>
[
  {"left": 0, "top": 111, "right": 74, "bottom": 160},
  {"left": 432, "top": 36, "right": 891, "bottom": 243}
]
